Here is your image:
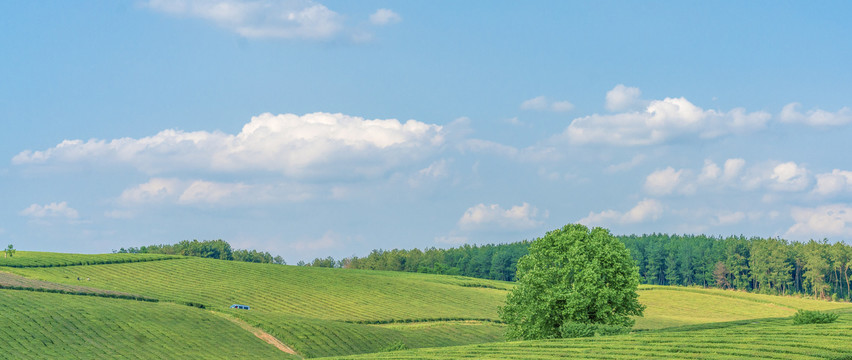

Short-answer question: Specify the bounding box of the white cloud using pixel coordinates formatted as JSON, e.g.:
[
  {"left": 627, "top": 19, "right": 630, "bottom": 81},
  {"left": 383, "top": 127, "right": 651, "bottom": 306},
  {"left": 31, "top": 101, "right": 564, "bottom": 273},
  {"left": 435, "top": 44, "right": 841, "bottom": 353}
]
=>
[
  {"left": 520, "top": 96, "right": 574, "bottom": 112},
  {"left": 563, "top": 90, "right": 771, "bottom": 146},
  {"left": 20, "top": 202, "right": 79, "bottom": 219},
  {"left": 119, "top": 178, "right": 183, "bottom": 204},
  {"left": 289, "top": 231, "right": 341, "bottom": 250},
  {"left": 780, "top": 103, "right": 852, "bottom": 127},
  {"left": 714, "top": 211, "right": 746, "bottom": 226},
  {"left": 605, "top": 154, "right": 646, "bottom": 173},
  {"left": 723, "top": 158, "right": 746, "bottom": 181},
  {"left": 579, "top": 198, "right": 663, "bottom": 226},
  {"left": 698, "top": 159, "right": 721, "bottom": 182},
  {"left": 768, "top": 162, "right": 809, "bottom": 192},
  {"left": 435, "top": 235, "right": 468, "bottom": 245},
  {"left": 144, "top": 0, "right": 343, "bottom": 39},
  {"left": 787, "top": 204, "right": 852, "bottom": 239},
  {"left": 14, "top": 112, "right": 444, "bottom": 179},
  {"left": 119, "top": 178, "right": 311, "bottom": 206},
  {"left": 644, "top": 167, "right": 685, "bottom": 196},
  {"left": 369, "top": 8, "right": 401, "bottom": 25},
  {"left": 458, "top": 202, "right": 544, "bottom": 230},
  {"left": 408, "top": 159, "right": 449, "bottom": 187},
  {"left": 813, "top": 169, "right": 852, "bottom": 196},
  {"left": 605, "top": 84, "right": 644, "bottom": 112}
]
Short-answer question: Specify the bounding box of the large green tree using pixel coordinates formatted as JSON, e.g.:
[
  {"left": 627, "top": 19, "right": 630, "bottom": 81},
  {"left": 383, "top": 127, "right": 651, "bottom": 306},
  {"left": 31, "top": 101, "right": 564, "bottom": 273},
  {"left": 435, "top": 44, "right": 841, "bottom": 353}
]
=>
[{"left": 499, "top": 224, "right": 645, "bottom": 340}]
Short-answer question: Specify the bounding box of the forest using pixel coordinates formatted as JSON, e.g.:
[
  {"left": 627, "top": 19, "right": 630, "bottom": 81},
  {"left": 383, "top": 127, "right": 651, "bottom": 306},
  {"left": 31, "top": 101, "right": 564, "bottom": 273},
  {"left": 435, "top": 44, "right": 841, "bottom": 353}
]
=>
[
  {"left": 114, "top": 239, "right": 286, "bottom": 265},
  {"left": 317, "top": 234, "right": 852, "bottom": 301}
]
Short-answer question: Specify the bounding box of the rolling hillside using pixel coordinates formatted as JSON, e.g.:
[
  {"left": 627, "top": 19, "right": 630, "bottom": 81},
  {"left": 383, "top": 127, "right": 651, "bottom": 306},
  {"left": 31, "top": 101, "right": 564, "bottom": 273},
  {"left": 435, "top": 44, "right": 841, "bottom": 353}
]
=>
[
  {"left": 331, "top": 310, "right": 852, "bottom": 359},
  {"left": 2, "top": 252, "right": 851, "bottom": 359}
]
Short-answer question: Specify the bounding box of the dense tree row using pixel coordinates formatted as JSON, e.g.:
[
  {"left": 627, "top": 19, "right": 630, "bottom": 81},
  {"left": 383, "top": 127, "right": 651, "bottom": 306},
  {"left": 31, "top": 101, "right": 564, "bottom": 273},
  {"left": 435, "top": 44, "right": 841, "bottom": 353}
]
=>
[
  {"left": 622, "top": 234, "right": 851, "bottom": 300},
  {"left": 115, "top": 239, "right": 286, "bottom": 265},
  {"left": 317, "top": 233, "right": 852, "bottom": 300},
  {"left": 304, "top": 243, "right": 529, "bottom": 281}
]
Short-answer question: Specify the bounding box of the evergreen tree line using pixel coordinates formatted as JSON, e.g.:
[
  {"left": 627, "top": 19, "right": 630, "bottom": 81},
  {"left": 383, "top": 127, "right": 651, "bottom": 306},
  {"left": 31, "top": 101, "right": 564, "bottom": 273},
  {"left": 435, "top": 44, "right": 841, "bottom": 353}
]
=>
[
  {"left": 304, "top": 242, "right": 530, "bottom": 282},
  {"left": 313, "top": 234, "right": 852, "bottom": 300},
  {"left": 114, "top": 239, "right": 286, "bottom": 265},
  {"left": 622, "top": 234, "right": 851, "bottom": 300}
]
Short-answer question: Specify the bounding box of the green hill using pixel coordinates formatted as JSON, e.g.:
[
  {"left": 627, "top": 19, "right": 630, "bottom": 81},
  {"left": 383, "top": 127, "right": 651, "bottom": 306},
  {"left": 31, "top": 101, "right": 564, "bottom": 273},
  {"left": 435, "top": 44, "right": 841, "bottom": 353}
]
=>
[
  {"left": 2, "top": 253, "right": 510, "bottom": 358},
  {"left": 2, "top": 252, "right": 851, "bottom": 359},
  {"left": 330, "top": 310, "right": 852, "bottom": 359},
  {"left": 0, "top": 289, "right": 289, "bottom": 359}
]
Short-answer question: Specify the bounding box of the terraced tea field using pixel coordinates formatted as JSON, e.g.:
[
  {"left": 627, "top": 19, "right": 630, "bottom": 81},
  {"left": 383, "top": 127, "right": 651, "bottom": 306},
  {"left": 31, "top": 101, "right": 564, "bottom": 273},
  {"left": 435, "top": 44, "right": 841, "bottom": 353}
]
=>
[
  {"left": 0, "top": 289, "right": 289, "bottom": 359},
  {"left": 332, "top": 309, "right": 852, "bottom": 359},
  {"left": 3, "top": 256, "right": 511, "bottom": 357},
  {"left": 3, "top": 253, "right": 851, "bottom": 359},
  {"left": 0, "top": 251, "right": 180, "bottom": 267},
  {"left": 634, "top": 285, "right": 848, "bottom": 330}
]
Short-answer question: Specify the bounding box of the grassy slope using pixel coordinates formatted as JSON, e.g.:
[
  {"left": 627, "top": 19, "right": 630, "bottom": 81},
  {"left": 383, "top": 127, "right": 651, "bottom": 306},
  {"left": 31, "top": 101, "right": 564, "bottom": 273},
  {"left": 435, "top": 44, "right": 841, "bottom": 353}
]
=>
[
  {"left": 4, "top": 256, "right": 511, "bottom": 358},
  {"left": 331, "top": 310, "right": 852, "bottom": 360},
  {"left": 5, "top": 253, "right": 852, "bottom": 359},
  {"left": 0, "top": 290, "right": 290, "bottom": 360},
  {"left": 0, "top": 251, "right": 180, "bottom": 267},
  {"left": 635, "top": 285, "right": 848, "bottom": 330}
]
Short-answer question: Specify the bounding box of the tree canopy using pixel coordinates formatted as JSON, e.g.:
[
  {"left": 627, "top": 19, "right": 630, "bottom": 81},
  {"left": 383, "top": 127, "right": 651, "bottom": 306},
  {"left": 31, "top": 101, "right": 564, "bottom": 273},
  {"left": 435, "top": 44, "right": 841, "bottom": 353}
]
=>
[{"left": 499, "top": 224, "right": 644, "bottom": 340}]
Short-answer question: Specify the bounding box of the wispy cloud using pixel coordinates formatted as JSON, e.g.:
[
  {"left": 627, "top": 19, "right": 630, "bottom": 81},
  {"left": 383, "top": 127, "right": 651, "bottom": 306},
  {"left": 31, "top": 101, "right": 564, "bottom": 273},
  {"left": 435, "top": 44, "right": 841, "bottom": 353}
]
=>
[
  {"left": 520, "top": 96, "right": 574, "bottom": 112},
  {"left": 369, "top": 8, "right": 401, "bottom": 26},
  {"left": 20, "top": 202, "right": 79, "bottom": 219},
  {"left": 144, "top": 0, "right": 343, "bottom": 39},
  {"left": 458, "top": 202, "right": 544, "bottom": 230}
]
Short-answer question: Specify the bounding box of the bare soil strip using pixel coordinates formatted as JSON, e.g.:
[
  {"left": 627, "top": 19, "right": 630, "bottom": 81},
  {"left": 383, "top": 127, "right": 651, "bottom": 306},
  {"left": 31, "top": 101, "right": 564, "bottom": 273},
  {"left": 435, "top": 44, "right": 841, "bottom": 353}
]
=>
[{"left": 211, "top": 311, "right": 301, "bottom": 357}]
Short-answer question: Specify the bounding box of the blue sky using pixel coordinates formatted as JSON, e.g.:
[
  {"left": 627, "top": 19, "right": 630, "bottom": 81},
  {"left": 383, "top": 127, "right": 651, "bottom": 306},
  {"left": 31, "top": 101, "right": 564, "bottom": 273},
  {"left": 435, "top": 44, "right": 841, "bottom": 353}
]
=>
[{"left": 2, "top": 1, "right": 852, "bottom": 262}]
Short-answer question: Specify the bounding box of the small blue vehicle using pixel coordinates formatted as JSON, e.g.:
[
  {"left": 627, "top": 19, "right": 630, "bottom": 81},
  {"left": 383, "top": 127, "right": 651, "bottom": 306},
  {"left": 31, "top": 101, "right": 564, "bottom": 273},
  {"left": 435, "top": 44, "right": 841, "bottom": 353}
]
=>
[{"left": 229, "top": 304, "right": 250, "bottom": 310}]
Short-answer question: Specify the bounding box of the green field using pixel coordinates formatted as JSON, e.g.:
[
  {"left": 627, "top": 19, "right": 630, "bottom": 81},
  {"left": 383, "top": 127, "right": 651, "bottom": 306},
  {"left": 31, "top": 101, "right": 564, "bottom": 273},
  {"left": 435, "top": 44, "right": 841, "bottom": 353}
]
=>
[
  {"left": 0, "top": 289, "right": 289, "bottom": 359},
  {"left": 2, "top": 252, "right": 851, "bottom": 359},
  {"left": 2, "top": 254, "right": 511, "bottom": 358},
  {"left": 0, "top": 251, "right": 181, "bottom": 267},
  {"left": 330, "top": 310, "right": 852, "bottom": 359}
]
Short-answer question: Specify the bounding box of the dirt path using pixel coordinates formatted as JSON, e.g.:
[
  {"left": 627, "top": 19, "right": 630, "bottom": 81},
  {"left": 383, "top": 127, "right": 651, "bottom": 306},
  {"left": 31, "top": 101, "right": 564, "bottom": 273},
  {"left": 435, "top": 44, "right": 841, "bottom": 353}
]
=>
[{"left": 211, "top": 311, "right": 301, "bottom": 358}]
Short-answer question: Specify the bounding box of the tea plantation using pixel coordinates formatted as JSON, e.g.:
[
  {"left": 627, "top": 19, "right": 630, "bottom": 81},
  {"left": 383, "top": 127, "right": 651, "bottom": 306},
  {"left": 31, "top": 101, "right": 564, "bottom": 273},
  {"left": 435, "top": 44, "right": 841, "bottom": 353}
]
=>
[{"left": 2, "top": 251, "right": 851, "bottom": 359}]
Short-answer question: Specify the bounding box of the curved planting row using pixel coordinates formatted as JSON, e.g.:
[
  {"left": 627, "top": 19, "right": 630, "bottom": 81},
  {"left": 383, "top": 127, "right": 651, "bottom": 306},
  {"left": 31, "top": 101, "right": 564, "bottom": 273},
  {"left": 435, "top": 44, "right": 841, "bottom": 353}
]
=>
[
  {"left": 330, "top": 312, "right": 852, "bottom": 359},
  {"left": 0, "top": 290, "right": 289, "bottom": 359},
  {"left": 0, "top": 251, "right": 182, "bottom": 268}
]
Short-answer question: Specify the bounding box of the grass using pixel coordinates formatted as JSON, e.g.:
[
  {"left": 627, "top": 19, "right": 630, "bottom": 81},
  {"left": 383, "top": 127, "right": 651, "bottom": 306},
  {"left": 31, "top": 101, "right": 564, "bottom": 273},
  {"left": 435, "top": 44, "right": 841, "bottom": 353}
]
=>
[
  {"left": 328, "top": 310, "right": 852, "bottom": 359},
  {"left": 0, "top": 289, "right": 291, "bottom": 359},
  {"left": 5, "top": 257, "right": 512, "bottom": 357},
  {"left": 633, "top": 286, "right": 848, "bottom": 330},
  {"left": 0, "top": 251, "right": 181, "bottom": 267},
  {"left": 5, "top": 253, "right": 852, "bottom": 359}
]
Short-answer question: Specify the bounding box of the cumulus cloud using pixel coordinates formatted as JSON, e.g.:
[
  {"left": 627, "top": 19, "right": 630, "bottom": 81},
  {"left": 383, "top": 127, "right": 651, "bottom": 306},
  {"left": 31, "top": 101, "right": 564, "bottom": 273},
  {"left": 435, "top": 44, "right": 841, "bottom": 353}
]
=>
[
  {"left": 645, "top": 158, "right": 816, "bottom": 196},
  {"left": 144, "top": 0, "right": 343, "bottom": 39},
  {"left": 579, "top": 198, "right": 663, "bottom": 226},
  {"left": 787, "top": 204, "right": 852, "bottom": 239},
  {"left": 520, "top": 96, "right": 574, "bottom": 112},
  {"left": 458, "top": 202, "right": 544, "bottom": 230},
  {"left": 20, "top": 202, "right": 79, "bottom": 219},
  {"left": 813, "top": 169, "right": 852, "bottom": 196},
  {"left": 605, "top": 84, "right": 645, "bottom": 112},
  {"left": 768, "top": 162, "right": 809, "bottom": 192},
  {"left": 119, "top": 178, "right": 311, "bottom": 206},
  {"left": 563, "top": 89, "right": 771, "bottom": 145},
  {"left": 369, "top": 8, "right": 401, "bottom": 25},
  {"left": 780, "top": 103, "right": 852, "bottom": 127},
  {"left": 14, "top": 112, "right": 444, "bottom": 179},
  {"left": 644, "top": 167, "right": 686, "bottom": 196}
]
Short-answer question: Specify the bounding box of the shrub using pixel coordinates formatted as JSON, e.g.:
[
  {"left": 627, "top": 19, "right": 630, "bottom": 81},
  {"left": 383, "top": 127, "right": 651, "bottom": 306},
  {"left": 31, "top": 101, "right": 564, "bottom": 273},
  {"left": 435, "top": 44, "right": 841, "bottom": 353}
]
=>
[
  {"left": 792, "top": 310, "right": 838, "bottom": 325},
  {"left": 559, "top": 322, "right": 596, "bottom": 338}
]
